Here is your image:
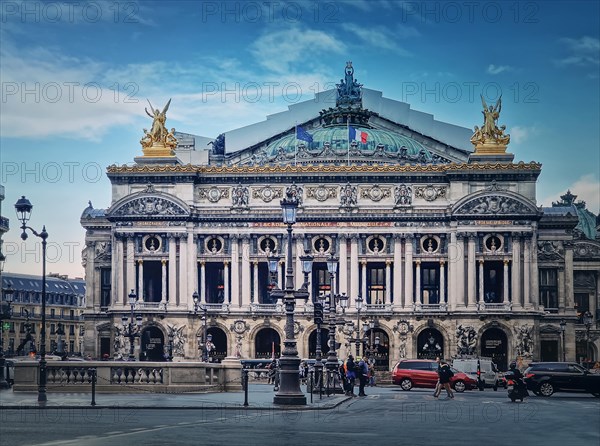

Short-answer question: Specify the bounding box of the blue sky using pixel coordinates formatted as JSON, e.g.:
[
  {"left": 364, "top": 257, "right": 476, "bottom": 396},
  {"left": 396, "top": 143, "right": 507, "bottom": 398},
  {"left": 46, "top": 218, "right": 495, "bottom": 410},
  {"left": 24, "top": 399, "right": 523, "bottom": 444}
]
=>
[{"left": 1, "top": 0, "right": 598, "bottom": 277}]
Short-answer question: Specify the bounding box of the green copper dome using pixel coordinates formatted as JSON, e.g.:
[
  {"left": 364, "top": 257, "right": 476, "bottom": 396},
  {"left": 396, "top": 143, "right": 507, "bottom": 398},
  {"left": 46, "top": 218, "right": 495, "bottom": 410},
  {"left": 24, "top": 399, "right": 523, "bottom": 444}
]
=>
[{"left": 252, "top": 125, "right": 451, "bottom": 165}]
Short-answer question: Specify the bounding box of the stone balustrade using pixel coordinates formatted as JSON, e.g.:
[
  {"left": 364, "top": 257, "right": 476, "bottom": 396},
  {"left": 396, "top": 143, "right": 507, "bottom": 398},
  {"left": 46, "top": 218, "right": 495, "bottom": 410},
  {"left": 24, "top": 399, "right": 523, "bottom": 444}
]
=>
[{"left": 11, "top": 357, "right": 242, "bottom": 393}]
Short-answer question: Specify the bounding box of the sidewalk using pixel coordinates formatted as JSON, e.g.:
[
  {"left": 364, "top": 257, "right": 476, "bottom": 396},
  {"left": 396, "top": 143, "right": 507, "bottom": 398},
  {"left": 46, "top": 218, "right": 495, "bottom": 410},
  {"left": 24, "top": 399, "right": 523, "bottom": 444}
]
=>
[{"left": 0, "top": 383, "right": 350, "bottom": 410}]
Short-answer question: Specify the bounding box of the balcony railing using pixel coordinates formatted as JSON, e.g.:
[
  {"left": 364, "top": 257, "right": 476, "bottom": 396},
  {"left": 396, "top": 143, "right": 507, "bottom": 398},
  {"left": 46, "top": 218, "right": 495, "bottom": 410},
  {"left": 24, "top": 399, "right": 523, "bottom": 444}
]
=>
[
  {"left": 416, "top": 303, "right": 448, "bottom": 311},
  {"left": 250, "top": 303, "right": 282, "bottom": 313},
  {"left": 478, "top": 302, "right": 512, "bottom": 311}
]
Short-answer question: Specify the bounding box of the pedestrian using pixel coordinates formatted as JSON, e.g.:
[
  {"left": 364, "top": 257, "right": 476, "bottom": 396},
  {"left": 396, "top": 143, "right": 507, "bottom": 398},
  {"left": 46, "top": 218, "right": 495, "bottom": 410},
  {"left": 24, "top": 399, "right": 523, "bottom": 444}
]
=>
[
  {"left": 368, "top": 362, "right": 376, "bottom": 386},
  {"left": 345, "top": 355, "right": 356, "bottom": 396},
  {"left": 357, "top": 356, "right": 369, "bottom": 397},
  {"left": 433, "top": 356, "right": 441, "bottom": 397},
  {"left": 433, "top": 360, "right": 454, "bottom": 399}
]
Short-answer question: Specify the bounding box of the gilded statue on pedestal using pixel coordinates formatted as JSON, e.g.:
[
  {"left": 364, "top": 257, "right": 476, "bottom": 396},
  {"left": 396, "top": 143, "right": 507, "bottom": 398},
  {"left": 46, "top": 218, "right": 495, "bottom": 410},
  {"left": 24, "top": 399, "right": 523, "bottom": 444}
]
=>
[
  {"left": 471, "top": 95, "right": 510, "bottom": 147},
  {"left": 140, "top": 99, "right": 177, "bottom": 152}
]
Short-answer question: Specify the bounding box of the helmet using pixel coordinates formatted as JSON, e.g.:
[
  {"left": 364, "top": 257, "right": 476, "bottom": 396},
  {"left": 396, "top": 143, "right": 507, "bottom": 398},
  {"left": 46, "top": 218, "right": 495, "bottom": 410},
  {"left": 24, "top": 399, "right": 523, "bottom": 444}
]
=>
[{"left": 509, "top": 361, "right": 517, "bottom": 369}]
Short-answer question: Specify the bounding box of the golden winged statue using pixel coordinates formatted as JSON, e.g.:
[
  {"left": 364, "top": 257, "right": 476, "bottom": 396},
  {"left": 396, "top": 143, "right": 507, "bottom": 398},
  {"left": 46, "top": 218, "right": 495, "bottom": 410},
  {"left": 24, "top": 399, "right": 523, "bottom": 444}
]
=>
[
  {"left": 471, "top": 95, "right": 510, "bottom": 148},
  {"left": 140, "top": 99, "right": 177, "bottom": 152}
]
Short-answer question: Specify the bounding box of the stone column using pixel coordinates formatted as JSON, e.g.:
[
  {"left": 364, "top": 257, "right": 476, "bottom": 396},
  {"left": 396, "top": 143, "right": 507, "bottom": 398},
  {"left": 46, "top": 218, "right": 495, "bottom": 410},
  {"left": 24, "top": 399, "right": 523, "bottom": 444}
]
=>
[
  {"left": 241, "top": 237, "right": 251, "bottom": 308},
  {"left": 230, "top": 237, "right": 240, "bottom": 307},
  {"left": 415, "top": 260, "right": 422, "bottom": 307},
  {"left": 478, "top": 260, "right": 484, "bottom": 308},
  {"left": 137, "top": 259, "right": 144, "bottom": 302},
  {"left": 440, "top": 260, "right": 446, "bottom": 306},
  {"left": 448, "top": 231, "right": 457, "bottom": 311},
  {"left": 279, "top": 260, "right": 284, "bottom": 289},
  {"left": 116, "top": 235, "right": 124, "bottom": 305},
  {"left": 361, "top": 260, "right": 368, "bottom": 303},
  {"left": 168, "top": 236, "right": 177, "bottom": 304},
  {"left": 161, "top": 259, "right": 167, "bottom": 305},
  {"left": 339, "top": 235, "right": 348, "bottom": 298},
  {"left": 187, "top": 231, "right": 196, "bottom": 309},
  {"left": 350, "top": 236, "right": 359, "bottom": 300},
  {"left": 455, "top": 233, "right": 466, "bottom": 309},
  {"left": 252, "top": 261, "right": 259, "bottom": 303},
  {"left": 531, "top": 230, "right": 539, "bottom": 310},
  {"left": 393, "top": 236, "right": 403, "bottom": 309},
  {"left": 126, "top": 236, "right": 135, "bottom": 300},
  {"left": 467, "top": 235, "right": 477, "bottom": 309},
  {"left": 111, "top": 236, "right": 119, "bottom": 306},
  {"left": 511, "top": 235, "right": 522, "bottom": 309},
  {"left": 385, "top": 260, "right": 391, "bottom": 304},
  {"left": 223, "top": 261, "right": 230, "bottom": 303},
  {"left": 558, "top": 266, "right": 566, "bottom": 310},
  {"left": 503, "top": 259, "right": 510, "bottom": 305},
  {"left": 523, "top": 236, "right": 532, "bottom": 309},
  {"left": 404, "top": 237, "right": 413, "bottom": 309},
  {"left": 564, "top": 242, "right": 574, "bottom": 310},
  {"left": 199, "top": 261, "right": 206, "bottom": 301},
  {"left": 179, "top": 235, "right": 188, "bottom": 305}
]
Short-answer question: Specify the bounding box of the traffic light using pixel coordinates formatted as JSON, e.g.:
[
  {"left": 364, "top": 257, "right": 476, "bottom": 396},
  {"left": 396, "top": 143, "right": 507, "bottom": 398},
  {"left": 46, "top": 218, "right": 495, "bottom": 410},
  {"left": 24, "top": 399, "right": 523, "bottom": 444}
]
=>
[{"left": 314, "top": 302, "right": 323, "bottom": 324}]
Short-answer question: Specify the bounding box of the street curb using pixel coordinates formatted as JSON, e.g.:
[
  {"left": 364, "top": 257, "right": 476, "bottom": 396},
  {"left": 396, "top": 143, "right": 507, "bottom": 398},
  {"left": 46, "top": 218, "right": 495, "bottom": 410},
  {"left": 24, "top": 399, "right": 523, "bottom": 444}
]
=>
[{"left": 0, "top": 397, "right": 352, "bottom": 411}]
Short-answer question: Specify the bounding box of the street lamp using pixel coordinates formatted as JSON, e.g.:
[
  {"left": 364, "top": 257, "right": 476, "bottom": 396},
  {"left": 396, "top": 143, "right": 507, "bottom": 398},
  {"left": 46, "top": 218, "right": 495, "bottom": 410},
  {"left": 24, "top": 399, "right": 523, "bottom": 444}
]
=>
[
  {"left": 583, "top": 311, "right": 594, "bottom": 364},
  {"left": 559, "top": 319, "right": 567, "bottom": 362},
  {"left": 122, "top": 290, "right": 142, "bottom": 360},
  {"left": 313, "top": 292, "right": 325, "bottom": 390},
  {"left": 193, "top": 291, "right": 213, "bottom": 362},
  {"left": 354, "top": 296, "right": 364, "bottom": 357},
  {"left": 15, "top": 195, "right": 49, "bottom": 404},
  {"left": 324, "top": 253, "right": 342, "bottom": 391},
  {"left": 269, "top": 189, "right": 311, "bottom": 406},
  {"left": 0, "top": 285, "right": 14, "bottom": 388}
]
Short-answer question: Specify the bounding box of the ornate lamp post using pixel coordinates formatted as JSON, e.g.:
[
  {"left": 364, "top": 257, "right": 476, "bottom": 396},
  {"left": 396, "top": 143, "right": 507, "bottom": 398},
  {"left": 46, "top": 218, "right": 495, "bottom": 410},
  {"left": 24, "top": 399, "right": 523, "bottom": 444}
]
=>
[
  {"left": 364, "top": 319, "right": 380, "bottom": 363},
  {"left": 15, "top": 196, "right": 48, "bottom": 404},
  {"left": 583, "top": 311, "right": 594, "bottom": 364},
  {"left": 354, "top": 296, "right": 363, "bottom": 357},
  {"left": 559, "top": 319, "right": 567, "bottom": 362},
  {"left": 0, "top": 285, "right": 14, "bottom": 388},
  {"left": 313, "top": 292, "right": 325, "bottom": 389},
  {"left": 193, "top": 291, "right": 214, "bottom": 362},
  {"left": 269, "top": 190, "right": 310, "bottom": 406},
  {"left": 122, "top": 290, "right": 142, "bottom": 361}
]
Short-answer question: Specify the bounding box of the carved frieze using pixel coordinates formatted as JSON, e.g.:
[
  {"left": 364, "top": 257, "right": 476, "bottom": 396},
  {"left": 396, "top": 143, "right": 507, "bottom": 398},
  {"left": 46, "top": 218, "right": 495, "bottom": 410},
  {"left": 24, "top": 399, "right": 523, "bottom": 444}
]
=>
[
  {"left": 360, "top": 185, "right": 391, "bottom": 202},
  {"left": 112, "top": 197, "right": 187, "bottom": 216},
  {"left": 285, "top": 183, "right": 304, "bottom": 206},
  {"left": 394, "top": 184, "right": 412, "bottom": 206},
  {"left": 573, "top": 241, "right": 600, "bottom": 260},
  {"left": 456, "top": 195, "right": 532, "bottom": 215},
  {"left": 340, "top": 183, "right": 358, "bottom": 208},
  {"left": 537, "top": 241, "right": 564, "bottom": 261},
  {"left": 231, "top": 184, "right": 249, "bottom": 208},
  {"left": 306, "top": 185, "right": 337, "bottom": 202},
  {"left": 252, "top": 186, "right": 283, "bottom": 203},
  {"left": 198, "top": 186, "right": 229, "bottom": 203},
  {"left": 414, "top": 185, "right": 447, "bottom": 202},
  {"left": 94, "top": 241, "right": 111, "bottom": 261}
]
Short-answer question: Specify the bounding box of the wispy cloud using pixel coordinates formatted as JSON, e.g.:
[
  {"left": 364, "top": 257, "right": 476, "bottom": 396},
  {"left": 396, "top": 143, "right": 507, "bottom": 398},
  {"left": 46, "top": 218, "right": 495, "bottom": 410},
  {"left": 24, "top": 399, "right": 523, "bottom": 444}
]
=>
[
  {"left": 555, "top": 36, "right": 600, "bottom": 67},
  {"left": 250, "top": 27, "right": 346, "bottom": 74},
  {"left": 510, "top": 125, "right": 538, "bottom": 144},
  {"left": 487, "top": 64, "right": 514, "bottom": 75},
  {"left": 340, "top": 23, "right": 414, "bottom": 56}
]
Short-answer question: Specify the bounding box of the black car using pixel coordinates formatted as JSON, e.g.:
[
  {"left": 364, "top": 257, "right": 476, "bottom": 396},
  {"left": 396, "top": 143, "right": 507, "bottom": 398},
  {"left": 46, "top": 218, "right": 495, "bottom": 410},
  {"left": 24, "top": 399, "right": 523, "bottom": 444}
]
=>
[{"left": 524, "top": 362, "right": 600, "bottom": 397}]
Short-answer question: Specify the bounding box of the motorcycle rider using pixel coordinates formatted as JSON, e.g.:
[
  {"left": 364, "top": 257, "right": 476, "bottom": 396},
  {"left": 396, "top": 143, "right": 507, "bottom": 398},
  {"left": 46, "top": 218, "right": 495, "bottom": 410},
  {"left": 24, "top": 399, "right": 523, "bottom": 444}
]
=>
[{"left": 508, "top": 361, "right": 528, "bottom": 398}]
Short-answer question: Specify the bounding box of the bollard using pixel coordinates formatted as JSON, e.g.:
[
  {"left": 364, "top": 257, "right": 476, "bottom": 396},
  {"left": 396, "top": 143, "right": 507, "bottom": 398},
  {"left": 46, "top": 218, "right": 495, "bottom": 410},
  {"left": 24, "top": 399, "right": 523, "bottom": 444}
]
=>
[
  {"left": 88, "top": 368, "right": 97, "bottom": 406},
  {"left": 242, "top": 369, "right": 249, "bottom": 407}
]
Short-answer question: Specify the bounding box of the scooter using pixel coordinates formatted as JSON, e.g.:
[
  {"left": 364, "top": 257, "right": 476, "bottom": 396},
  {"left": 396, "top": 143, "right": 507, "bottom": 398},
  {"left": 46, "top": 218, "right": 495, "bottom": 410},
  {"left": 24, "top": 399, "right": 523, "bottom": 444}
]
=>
[{"left": 505, "top": 371, "right": 529, "bottom": 402}]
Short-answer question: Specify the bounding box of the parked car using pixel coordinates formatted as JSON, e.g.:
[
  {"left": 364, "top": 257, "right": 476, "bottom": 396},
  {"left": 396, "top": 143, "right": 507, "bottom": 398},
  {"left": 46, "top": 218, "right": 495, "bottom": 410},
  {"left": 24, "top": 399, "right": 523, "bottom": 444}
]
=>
[
  {"left": 392, "top": 359, "right": 478, "bottom": 392},
  {"left": 524, "top": 362, "right": 600, "bottom": 397},
  {"left": 451, "top": 357, "right": 503, "bottom": 390}
]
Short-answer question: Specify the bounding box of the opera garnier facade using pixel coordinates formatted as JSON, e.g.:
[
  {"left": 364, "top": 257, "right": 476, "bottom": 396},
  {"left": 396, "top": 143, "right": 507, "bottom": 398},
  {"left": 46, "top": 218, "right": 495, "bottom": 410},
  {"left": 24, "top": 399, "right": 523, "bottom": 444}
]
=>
[{"left": 80, "top": 63, "right": 599, "bottom": 371}]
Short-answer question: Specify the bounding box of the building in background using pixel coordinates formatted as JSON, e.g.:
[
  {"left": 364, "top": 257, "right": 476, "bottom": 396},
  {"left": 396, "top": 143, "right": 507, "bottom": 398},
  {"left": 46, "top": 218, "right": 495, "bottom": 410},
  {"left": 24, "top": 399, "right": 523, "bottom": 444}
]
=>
[
  {"left": 80, "top": 63, "right": 600, "bottom": 369},
  {"left": 0, "top": 273, "right": 86, "bottom": 357}
]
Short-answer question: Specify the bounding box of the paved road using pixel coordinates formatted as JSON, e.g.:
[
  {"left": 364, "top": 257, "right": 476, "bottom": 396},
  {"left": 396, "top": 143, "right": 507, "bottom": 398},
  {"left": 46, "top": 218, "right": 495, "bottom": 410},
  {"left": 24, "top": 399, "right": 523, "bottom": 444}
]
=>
[{"left": 1, "top": 386, "right": 598, "bottom": 446}]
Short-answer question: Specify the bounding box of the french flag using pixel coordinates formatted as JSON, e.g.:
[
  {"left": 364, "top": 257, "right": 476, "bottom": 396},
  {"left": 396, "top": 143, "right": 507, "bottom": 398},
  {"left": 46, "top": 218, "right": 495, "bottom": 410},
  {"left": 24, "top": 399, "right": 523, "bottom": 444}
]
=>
[{"left": 349, "top": 126, "right": 368, "bottom": 143}]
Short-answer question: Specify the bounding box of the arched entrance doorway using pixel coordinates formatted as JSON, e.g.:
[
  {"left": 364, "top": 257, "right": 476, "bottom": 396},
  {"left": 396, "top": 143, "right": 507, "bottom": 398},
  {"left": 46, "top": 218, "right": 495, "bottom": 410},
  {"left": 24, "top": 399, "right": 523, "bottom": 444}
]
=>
[
  {"left": 481, "top": 327, "right": 509, "bottom": 371},
  {"left": 363, "top": 328, "right": 390, "bottom": 370},
  {"left": 254, "top": 328, "right": 281, "bottom": 359},
  {"left": 207, "top": 327, "right": 227, "bottom": 363},
  {"left": 417, "top": 329, "right": 444, "bottom": 360},
  {"left": 140, "top": 326, "right": 165, "bottom": 361},
  {"left": 308, "top": 328, "right": 330, "bottom": 359}
]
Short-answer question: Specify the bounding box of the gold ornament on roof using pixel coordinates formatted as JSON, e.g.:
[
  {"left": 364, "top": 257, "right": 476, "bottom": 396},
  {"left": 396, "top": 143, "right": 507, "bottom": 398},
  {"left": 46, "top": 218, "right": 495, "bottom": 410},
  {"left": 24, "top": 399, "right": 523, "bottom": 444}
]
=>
[
  {"left": 471, "top": 95, "right": 511, "bottom": 154},
  {"left": 140, "top": 99, "right": 177, "bottom": 157}
]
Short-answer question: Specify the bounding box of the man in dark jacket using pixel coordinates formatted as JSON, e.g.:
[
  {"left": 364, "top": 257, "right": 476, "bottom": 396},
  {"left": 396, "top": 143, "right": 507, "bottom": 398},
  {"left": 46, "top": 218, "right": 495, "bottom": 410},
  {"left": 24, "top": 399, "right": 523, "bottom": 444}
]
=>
[
  {"left": 357, "top": 357, "right": 369, "bottom": 397},
  {"left": 433, "top": 361, "right": 454, "bottom": 399}
]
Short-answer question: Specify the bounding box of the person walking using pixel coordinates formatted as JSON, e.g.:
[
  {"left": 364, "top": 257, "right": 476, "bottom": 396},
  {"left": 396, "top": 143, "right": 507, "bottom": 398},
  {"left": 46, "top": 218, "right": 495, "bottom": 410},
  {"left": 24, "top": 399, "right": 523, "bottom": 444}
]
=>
[
  {"left": 433, "top": 360, "right": 454, "bottom": 399},
  {"left": 345, "top": 355, "right": 357, "bottom": 396},
  {"left": 357, "top": 356, "right": 369, "bottom": 397},
  {"left": 433, "top": 356, "right": 442, "bottom": 397}
]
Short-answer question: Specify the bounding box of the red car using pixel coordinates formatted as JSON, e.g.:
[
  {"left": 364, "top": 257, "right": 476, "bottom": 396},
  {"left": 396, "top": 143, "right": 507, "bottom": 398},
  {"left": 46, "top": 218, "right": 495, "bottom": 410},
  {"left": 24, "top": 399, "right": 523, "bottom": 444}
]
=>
[{"left": 392, "top": 359, "right": 478, "bottom": 392}]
